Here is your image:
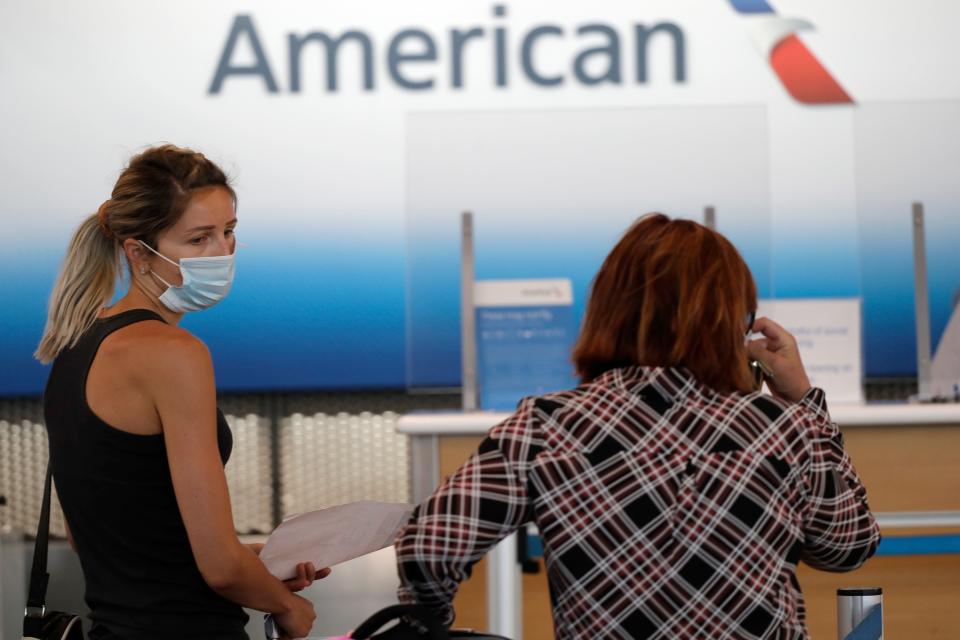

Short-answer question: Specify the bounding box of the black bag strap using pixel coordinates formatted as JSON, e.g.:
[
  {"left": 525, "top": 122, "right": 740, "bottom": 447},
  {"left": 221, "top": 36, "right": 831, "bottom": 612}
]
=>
[
  {"left": 351, "top": 604, "right": 447, "bottom": 640},
  {"left": 26, "top": 462, "right": 53, "bottom": 617}
]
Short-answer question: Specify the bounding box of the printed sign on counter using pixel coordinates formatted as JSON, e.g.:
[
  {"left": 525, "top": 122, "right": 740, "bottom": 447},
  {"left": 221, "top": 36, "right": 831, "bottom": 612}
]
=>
[
  {"left": 756, "top": 298, "right": 863, "bottom": 404},
  {"left": 475, "top": 279, "right": 578, "bottom": 411}
]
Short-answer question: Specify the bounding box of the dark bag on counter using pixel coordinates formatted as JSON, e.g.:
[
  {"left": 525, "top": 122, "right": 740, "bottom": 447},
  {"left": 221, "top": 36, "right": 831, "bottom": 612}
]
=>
[{"left": 350, "top": 604, "right": 512, "bottom": 640}]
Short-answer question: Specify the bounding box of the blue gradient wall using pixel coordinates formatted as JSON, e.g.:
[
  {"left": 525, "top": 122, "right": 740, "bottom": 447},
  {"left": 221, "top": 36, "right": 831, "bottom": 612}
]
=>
[
  {"left": 0, "top": 232, "right": 407, "bottom": 395},
  {"left": 1, "top": 2, "right": 958, "bottom": 396}
]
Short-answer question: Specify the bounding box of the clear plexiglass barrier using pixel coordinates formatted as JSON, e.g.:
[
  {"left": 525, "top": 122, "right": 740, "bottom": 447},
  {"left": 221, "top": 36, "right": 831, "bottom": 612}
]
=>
[
  {"left": 404, "top": 105, "right": 774, "bottom": 398},
  {"left": 855, "top": 100, "right": 960, "bottom": 398}
]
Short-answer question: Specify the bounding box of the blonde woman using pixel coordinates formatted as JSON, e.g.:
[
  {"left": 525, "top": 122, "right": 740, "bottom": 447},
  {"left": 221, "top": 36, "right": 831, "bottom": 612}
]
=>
[{"left": 37, "top": 145, "right": 324, "bottom": 640}]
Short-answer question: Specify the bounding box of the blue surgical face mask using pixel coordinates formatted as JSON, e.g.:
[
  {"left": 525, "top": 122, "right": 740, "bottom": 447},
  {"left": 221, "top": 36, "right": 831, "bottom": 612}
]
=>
[{"left": 139, "top": 241, "right": 236, "bottom": 313}]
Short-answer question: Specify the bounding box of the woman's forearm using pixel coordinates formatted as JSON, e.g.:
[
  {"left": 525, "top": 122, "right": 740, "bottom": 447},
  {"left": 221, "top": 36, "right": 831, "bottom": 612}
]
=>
[{"left": 204, "top": 542, "right": 299, "bottom": 613}]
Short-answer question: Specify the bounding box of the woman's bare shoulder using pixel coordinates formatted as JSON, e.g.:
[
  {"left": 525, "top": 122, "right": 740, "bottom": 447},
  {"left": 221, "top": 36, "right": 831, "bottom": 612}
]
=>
[{"left": 102, "top": 317, "right": 211, "bottom": 377}]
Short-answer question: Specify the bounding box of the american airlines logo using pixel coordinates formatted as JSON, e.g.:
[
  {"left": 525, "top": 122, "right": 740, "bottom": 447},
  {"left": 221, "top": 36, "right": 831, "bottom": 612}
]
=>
[
  {"left": 207, "top": 4, "right": 853, "bottom": 105},
  {"left": 728, "top": 0, "right": 854, "bottom": 104}
]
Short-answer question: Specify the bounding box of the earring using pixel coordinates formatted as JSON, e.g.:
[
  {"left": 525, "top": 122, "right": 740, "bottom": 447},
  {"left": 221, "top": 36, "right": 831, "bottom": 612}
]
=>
[{"left": 139, "top": 266, "right": 147, "bottom": 275}]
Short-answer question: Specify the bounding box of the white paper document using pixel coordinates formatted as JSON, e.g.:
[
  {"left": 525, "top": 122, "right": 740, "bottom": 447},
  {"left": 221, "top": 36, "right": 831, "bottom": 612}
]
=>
[{"left": 260, "top": 501, "right": 414, "bottom": 581}]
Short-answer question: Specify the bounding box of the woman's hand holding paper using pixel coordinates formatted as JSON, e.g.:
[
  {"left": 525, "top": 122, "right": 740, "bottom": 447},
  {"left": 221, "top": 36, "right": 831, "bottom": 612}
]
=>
[
  {"left": 247, "top": 542, "right": 331, "bottom": 591},
  {"left": 284, "top": 562, "right": 332, "bottom": 592}
]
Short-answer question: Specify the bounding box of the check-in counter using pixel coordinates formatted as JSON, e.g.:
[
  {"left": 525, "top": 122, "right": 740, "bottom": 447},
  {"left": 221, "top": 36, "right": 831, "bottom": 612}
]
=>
[{"left": 399, "top": 403, "right": 960, "bottom": 639}]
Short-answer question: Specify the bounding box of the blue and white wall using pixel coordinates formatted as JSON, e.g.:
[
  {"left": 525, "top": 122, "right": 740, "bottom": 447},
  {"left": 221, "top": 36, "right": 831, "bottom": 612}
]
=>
[{"left": 1, "top": 0, "right": 958, "bottom": 395}]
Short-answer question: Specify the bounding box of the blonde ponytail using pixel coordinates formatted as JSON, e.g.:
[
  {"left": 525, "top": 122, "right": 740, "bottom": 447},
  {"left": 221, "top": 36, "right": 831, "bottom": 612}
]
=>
[{"left": 35, "top": 213, "right": 121, "bottom": 363}]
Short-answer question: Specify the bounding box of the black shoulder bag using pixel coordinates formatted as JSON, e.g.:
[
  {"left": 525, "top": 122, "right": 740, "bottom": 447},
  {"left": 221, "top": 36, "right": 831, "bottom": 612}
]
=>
[
  {"left": 349, "top": 604, "right": 512, "bottom": 640},
  {"left": 22, "top": 463, "right": 84, "bottom": 640}
]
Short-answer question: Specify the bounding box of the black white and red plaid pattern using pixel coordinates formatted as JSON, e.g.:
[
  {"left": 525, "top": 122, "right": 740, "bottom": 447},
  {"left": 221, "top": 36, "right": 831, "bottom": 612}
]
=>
[{"left": 396, "top": 366, "right": 880, "bottom": 639}]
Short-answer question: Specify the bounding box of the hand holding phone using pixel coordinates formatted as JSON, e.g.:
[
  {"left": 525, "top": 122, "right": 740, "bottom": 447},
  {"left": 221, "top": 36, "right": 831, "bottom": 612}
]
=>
[{"left": 746, "top": 317, "right": 812, "bottom": 403}]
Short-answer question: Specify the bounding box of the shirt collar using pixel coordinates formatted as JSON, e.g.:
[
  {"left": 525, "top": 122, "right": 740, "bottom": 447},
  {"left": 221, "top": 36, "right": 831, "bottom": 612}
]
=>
[{"left": 595, "top": 365, "right": 711, "bottom": 404}]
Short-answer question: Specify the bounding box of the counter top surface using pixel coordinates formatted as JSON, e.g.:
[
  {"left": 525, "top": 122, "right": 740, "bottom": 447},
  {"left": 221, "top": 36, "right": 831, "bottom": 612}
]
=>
[{"left": 398, "top": 402, "right": 960, "bottom": 435}]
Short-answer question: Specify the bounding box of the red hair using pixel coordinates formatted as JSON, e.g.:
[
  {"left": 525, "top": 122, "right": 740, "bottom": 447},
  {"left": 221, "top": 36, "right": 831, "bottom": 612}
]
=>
[{"left": 572, "top": 213, "right": 758, "bottom": 393}]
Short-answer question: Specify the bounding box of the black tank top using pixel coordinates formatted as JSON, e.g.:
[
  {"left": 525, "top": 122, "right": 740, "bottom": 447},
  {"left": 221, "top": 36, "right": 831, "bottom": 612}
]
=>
[{"left": 43, "top": 309, "right": 249, "bottom": 639}]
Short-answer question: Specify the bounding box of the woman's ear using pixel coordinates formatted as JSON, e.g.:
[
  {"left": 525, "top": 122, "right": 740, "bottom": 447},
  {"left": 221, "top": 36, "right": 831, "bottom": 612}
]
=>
[{"left": 122, "top": 238, "right": 148, "bottom": 272}]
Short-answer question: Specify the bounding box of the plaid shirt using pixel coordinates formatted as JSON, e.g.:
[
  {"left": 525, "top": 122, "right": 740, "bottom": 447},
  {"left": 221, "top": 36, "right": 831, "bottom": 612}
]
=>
[{"left": 395, "top": 366, "right": 880, "bottom": 639}]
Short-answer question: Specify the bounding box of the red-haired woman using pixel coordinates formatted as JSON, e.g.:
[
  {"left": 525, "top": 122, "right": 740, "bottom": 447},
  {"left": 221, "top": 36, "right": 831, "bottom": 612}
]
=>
[{"left": 394, "top": 214, "right": 879, "bottom": 639}]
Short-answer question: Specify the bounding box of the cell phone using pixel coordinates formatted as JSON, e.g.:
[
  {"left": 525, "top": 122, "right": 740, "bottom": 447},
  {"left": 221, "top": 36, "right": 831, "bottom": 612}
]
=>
[
  {"left": 749, "top": 360, "right": 765, "bottom": 390},
  {"left": 749, "top": 360, "right": 774, "bottom": 391}
]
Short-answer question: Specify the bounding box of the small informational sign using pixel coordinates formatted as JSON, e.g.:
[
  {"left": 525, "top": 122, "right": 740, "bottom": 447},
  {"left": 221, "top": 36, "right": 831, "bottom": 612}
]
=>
[
  {"left": 756, "top": 298, "right": 863, "bottom": 404},
  {"left": 475, "top": 279, "right": 578, "bottom": 411}
]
